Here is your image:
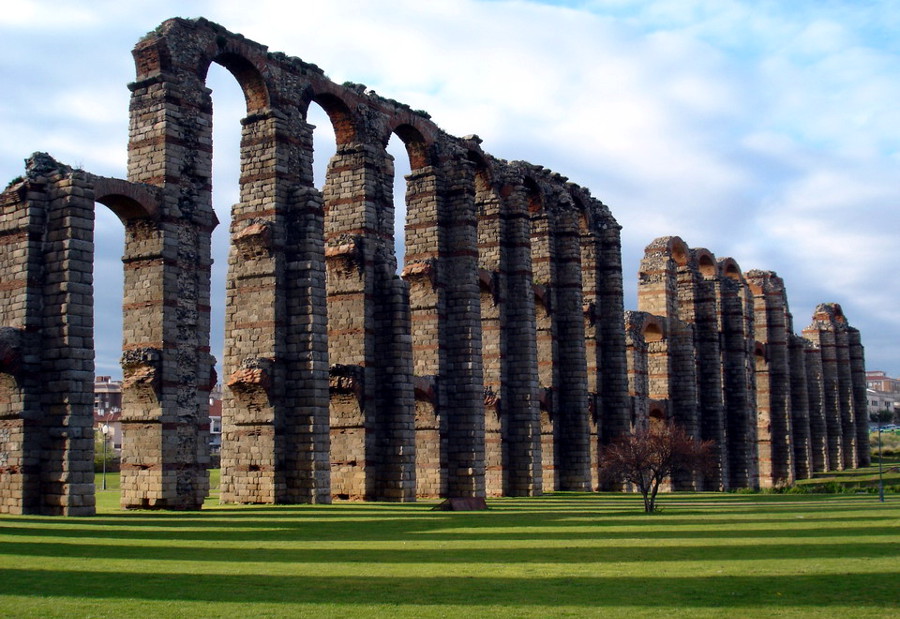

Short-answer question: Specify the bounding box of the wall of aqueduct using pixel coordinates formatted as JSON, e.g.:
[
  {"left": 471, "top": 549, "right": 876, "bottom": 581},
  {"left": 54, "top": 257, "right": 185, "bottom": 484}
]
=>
[{"left": 0, "top": 18, "right": 867, "bottom": 515}]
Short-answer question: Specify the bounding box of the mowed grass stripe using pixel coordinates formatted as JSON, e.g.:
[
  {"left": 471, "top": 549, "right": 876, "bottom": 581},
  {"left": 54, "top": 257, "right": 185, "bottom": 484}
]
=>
[{"left": 0, "top": 491, "right": 896, "bottom": 617}]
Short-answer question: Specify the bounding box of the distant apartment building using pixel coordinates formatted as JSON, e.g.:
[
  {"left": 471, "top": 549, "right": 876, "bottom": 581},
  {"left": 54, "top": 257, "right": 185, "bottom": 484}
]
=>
[
  {"left": 94, "top": 376, "right": 122, "bottom": 450},
  {"left": 93, "top": 377, "right": 223, "bottom": 453},
  {"left": 866, "top": 371, "right": 900, "bottom": 394},
  {"left": 866, "top": 371, "right": 900, "bottom": 424},
  {"left": 209, "top": 383, "right": 222, "bottom": 454}
]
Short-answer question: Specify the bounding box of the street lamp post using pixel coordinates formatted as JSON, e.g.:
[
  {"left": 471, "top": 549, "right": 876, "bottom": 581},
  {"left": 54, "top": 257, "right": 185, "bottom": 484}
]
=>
[
  {"left": 877, "top": 421, "right": 884, "bottom": 503},
  {"left": 101, "top": 423, "right": 110, "bottom": 491}
]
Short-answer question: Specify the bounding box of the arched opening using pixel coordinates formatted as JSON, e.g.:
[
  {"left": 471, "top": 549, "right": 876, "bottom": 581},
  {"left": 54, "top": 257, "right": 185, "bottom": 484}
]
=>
[
  {"left": 394, "top": 122, "right": 428, "bottom": 273},
  {"left": 643, "top": 322, "right": 664, "bottom": 343},
  {"left": 697, "top": 252, "right": 716, "bottom": 279},
  {"left": 206, "top": 61, "right": 246, "bottom": 484},
  {"left": 307, "top": 99, "right": 340, "bottom": 189},
  {"left": 670, "top": 238, "right": 689, "bottom": 267},
  {"left": 209, "top": 51, "right": 270, "bottom": 115},
  {"left": 722, "top": 259, "right": 742, "bottom": 281},
  {"left": 387, "top": 134, "right": 411, "bottom": 272},
  {"left": 91, "top": 204, "right": 126, "bottom": 483},
  {"left": 92, "top": 206, "right": 126, "bottom": 380}
]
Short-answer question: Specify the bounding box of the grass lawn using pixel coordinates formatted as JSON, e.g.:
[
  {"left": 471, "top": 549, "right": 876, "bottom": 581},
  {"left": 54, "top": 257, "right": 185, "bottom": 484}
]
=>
[
  {"left": 795, "top": 455, "right": 900, "bottom": 493},
  {"left": 0, "top": 478, "right": 896, "bottom": 618}
]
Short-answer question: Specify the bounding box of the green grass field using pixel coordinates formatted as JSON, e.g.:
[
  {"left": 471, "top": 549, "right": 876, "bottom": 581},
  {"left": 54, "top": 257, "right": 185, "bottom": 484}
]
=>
[{"left": 0, "top": 477, "right": 897, "bottom": 619}]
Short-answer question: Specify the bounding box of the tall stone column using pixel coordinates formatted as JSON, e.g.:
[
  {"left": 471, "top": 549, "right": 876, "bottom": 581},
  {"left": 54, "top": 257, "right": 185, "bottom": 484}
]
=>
[
  {"left": 718, "top": 260, "right": 757, "bottom": 489},
  {"left": 0, "top": 160, "right": 96, "bottom": 515},
  {"left": 804, "top": 313, "right": 843, "bottom": 469},
  {"left": 323, "top": 139, "right": 415, "bottom": 501},
  {"left": 747, "top": 271, "right": 794, "bottom": 488},
  {"left": 581, "top": 197, "right": 630, "bottom": 490},
  {"left": 848, "top": 328, "right": 869, "bottom": 467},
  {"left": 789, "top": 335, "right": 813, "bottom": 479},
  {"left": 123, "top": 49, "right": 214, "bottom": 508},
  {"left": 804, "top": 342, "right": 829, "bottom": 472},
  {"left": 550, "top": 204, "right": 590, "bottom": 491},
  {"left": 834, "top": 325, "right": 858, "bottom": 469},
  {"left": 530, "top": 205, "right": 557, "bottom": 491},
  {"left": 404, "top": 152, "right": 485, "bottom": 499},
  {"left": 596, "top": 217, "right": 631, "bottom": 457},
  {"left": 688, "top": 251, "right": 728, "bottom": 490},
  {"left": 496, "top": 174, "right": 542, "bottom": 497}
]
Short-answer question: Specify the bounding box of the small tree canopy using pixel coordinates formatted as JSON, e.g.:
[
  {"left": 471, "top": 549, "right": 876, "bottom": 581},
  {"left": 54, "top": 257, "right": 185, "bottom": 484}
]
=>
[
  {"left": 869, "top": 409, "right": 895, "bottom": 425},
  {"left": 600, "top": 422, "right": 714, "bottom": 513}
]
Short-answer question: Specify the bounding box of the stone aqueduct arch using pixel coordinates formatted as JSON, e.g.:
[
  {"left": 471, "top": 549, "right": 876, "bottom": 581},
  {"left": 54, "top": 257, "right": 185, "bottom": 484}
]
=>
[
  {"left": 0, "top": 18, "right": 630, "bottom": 514},
  {"left": 630, "top": 236, "right": 868, "bottom": 491},
  {"left": 0, "top": 19, "right": 867, "bottom": 514}
]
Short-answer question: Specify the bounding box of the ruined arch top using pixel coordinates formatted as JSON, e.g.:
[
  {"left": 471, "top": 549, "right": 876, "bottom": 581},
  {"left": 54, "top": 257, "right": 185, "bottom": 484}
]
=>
[{"left": 0, "top": 16, "right": 868, "bottom": 514}]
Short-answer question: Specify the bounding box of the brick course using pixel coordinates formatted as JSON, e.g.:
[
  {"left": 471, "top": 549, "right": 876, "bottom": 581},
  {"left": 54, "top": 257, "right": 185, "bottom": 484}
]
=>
[{"left": 0, "top": 18, "right": 867, "bottom": 512}]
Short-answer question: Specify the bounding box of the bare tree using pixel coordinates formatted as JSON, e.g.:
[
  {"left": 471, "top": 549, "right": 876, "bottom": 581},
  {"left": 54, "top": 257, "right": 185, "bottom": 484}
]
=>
[{"left": 600, "top": 422, "right": 714, "bottom": 513}]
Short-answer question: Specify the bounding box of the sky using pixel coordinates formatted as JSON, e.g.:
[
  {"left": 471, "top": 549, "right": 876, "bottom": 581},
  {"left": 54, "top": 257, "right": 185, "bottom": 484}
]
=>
[{"left": 1, "top": 0, "right": 898, "bottom": 378}]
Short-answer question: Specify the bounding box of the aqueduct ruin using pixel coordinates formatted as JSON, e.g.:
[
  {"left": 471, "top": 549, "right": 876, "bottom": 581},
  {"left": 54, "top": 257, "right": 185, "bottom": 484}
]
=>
[{"left": 0, "top": 18, "right": 867, "bottom": 515}]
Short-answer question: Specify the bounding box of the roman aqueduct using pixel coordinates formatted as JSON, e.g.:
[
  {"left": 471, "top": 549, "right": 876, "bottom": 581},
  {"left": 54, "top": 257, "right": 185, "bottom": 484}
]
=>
[{"left": 0, "top": 18, "right": 867, "bottom": 515}]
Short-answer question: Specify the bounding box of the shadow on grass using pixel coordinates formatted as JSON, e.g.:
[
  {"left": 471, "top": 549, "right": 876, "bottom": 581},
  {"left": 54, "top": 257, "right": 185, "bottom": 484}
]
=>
[
  {"left": 1, "top": 516, "right": 896, "bottom": 544},
  {"left": 0, "top": 568, "right": 896, "bottom": 608},
  {"left": 0, "top": 539, "right": 895, "bottom": 564}
]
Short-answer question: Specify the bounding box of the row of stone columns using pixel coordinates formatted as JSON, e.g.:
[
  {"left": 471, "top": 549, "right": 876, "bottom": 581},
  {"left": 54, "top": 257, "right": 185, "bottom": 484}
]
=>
[
  {"left": 629, "top": 236, "right": 869, "bottom": 490},
  {"left": 0, "top": 18, "right": 870, "bottom": 513}
]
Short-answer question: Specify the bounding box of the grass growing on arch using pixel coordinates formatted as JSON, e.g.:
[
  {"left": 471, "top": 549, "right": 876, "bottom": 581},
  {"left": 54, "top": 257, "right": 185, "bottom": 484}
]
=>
[{"left": 0, "top": 489, "right": 897, "bottom": 618}]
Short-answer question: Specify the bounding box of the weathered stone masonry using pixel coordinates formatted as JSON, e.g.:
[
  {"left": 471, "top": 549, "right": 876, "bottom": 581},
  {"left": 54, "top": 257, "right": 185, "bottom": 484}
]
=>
[
  {"left": 0, "top": 18, "right": 866, "bottom": 513},
  {"left": 629, "top": 236, "right": 869, "bottom": 490}
]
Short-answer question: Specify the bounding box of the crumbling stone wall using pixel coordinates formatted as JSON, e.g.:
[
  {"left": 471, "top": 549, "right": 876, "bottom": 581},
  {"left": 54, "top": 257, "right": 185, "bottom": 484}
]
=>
[
  {"left": 802, "top": 304, "right": 869, "bottom": 471},
  {"left": 628, "top": 236, "right": 868, "bottom": 490},
  {"left": 0, "top": 18, "right": 633, "bottom": 512},
  {"left": 0, "top": 18, "right": 867, "bottom": 513}
]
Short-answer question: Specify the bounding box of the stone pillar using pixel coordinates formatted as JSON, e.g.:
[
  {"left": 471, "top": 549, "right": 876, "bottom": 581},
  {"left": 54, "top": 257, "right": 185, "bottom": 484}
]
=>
[
  {"left": 474, "top": 166, "right": 503, "bottom": 497},
  {"left": 323, "top": 139, "right": 415, "bottom": 501},
  {"left": 438, "top": 155, "right": 485, "bottom": 498},
  {"left": 789, "top": 335, "right": 813, "bottom": 479},
  {"left": 804, "top": 341, "right": 829, "bottom": 472},
  {"left": 0, "top": 176, "right": 47, "bottom": 515},
  {"left": 596, "top": 218, "right": 631, "bottom": 450},
  {"left": 404, "top": 152, "right": 485, "bottom": 499},
  {"left": 125, "top": 28, "right": 219, "bottom": 509},
  {"left": 530, "top": 203, "right": 557, "bottom": 490},
  {"left": 549, "top": 203, "right": 590, "bottom": 491},
  {"left": 584, "top": 199, "right": 630, "bottom": 490},
  {"left": 834, "top": 324, "right": 857, "bottom": 469},
  {"left": 848, "top": 328, "right": 869, "bottom": 467},
  {"left": 746, "top": 270, "right": 794, "bottom": 488},
  {"left": 496, "top": 173, "right": 542, "bottom": 497},
  {"left": 692, "top": 252, "right": 728, "bottom": 490},
  {"left": 718, "top": 259, "right": 758, "bottom": 489},
  {"left": 40, "top": 174, "right": 98, "bottom": 516},
  {"left": 404, "top": 165, "right": 446, "bottom": 497},
  {"left": 804, "top": 311, "right": 843, "bottom": 470},
  {"left": 0, "top": 160, "right": 95, "bottom": 515}
]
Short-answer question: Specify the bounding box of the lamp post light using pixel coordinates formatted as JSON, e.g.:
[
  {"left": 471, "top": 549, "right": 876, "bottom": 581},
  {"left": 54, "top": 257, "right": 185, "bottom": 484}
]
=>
[
  {"left": 877, "top": 421, "right": 884, "bottom": 503},
  {"left": 101, "top": 423, "right": 110, "bottom": 491}
]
